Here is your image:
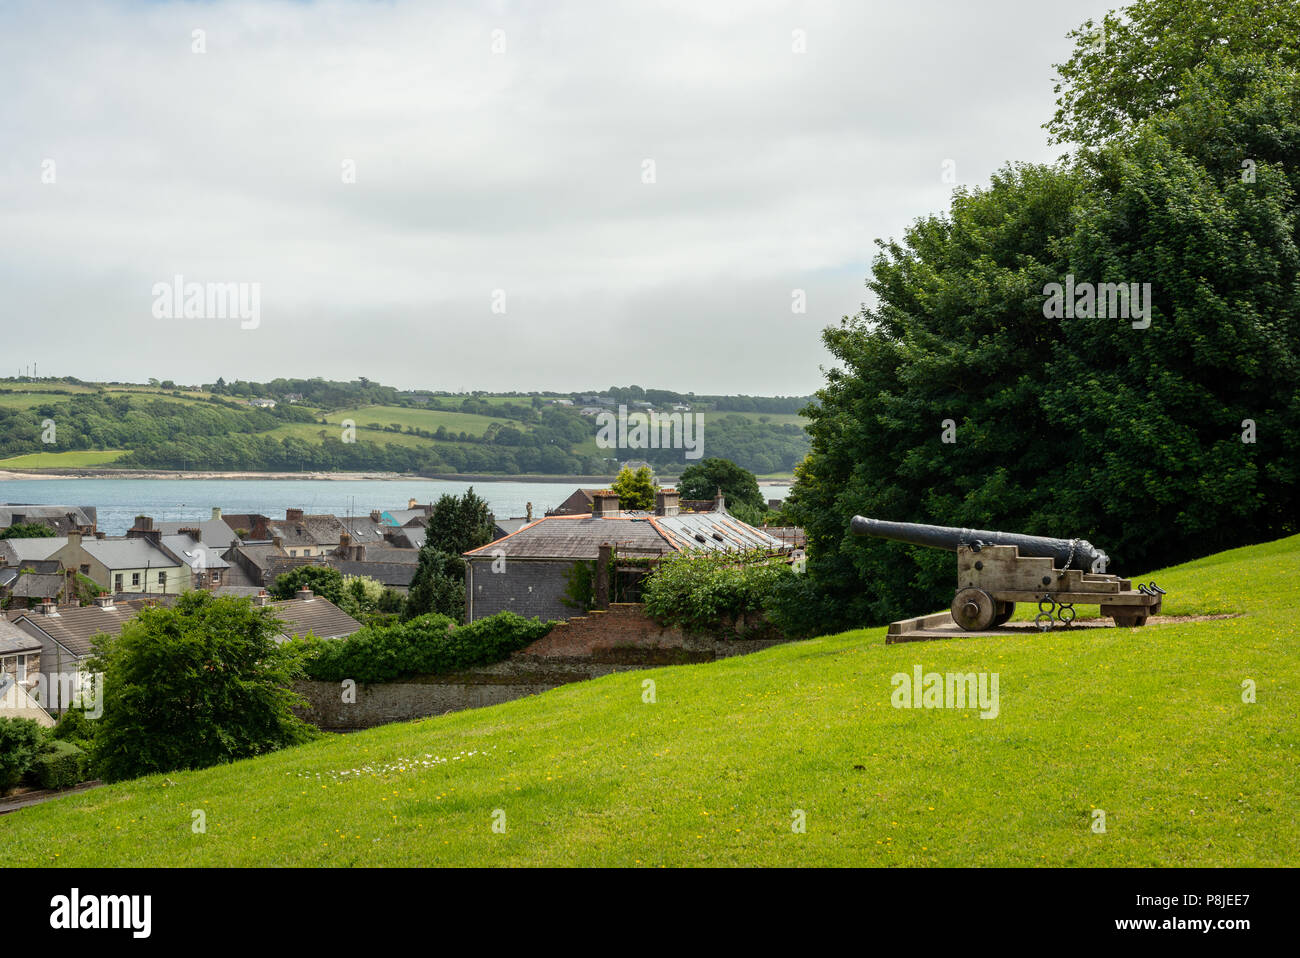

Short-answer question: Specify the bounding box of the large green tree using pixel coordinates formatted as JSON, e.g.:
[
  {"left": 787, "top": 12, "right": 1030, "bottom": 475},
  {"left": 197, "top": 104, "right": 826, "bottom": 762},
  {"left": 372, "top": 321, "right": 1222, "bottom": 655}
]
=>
[
  {"left": 404, "top": 488, "right": 497, "bottom": 621},
  {"left": 87, "top": 592, "right": 315, "bottom": 782},
  {"left": 785, "top": 9, "right": 1300, "bottom": 632},
  {"left": 677, "top": 458, "right": 766, "bottom": 514},
  {"left": 1047, "top": 0, "right": 1300, "bottom": 146}
]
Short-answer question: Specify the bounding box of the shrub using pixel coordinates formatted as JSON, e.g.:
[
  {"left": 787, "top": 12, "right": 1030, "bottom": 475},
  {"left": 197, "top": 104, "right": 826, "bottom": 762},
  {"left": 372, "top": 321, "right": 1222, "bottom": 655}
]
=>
[
  {"left": 51, "top": 708, "right": 94, "bottom": 749},
  {"left": 0, "top": 717, "right": 47, "bottom": 794},
  {"left": 642, "top": 550, "right": 794, "bottom": 635},
  {"left": 296, "top": 611, "right": 553, "bottom": 683},
  {"left": 271, "top": 565, "right": 345, "bottom": 605},
  {"left": 86, "top": 591, "right": 318, "bottom": 783},
  {"left": 31, "top": 740, "right": 88, "bottom": 790}
]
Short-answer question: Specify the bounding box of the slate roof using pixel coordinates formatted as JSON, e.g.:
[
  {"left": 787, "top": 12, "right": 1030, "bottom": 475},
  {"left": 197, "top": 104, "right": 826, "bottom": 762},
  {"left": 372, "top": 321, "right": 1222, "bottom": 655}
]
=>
[
  {"left": 328, "top": 560, "right": 416, "bottom": 588},
  {"left": 383, "top": 527, "right": 425, "bottom": 549},
  {"left": 338, "top": 516, "right": 391, "bottom": 545},
  {"left": 464, "top": 511, "right": 789, "bottom": 561},
  {"left": 82, "top": 537, "right": 182, "bottom": 570},
  {"left": 360, "top": 546, "right": 420, "bottom": 565},
  {"left": 6, "top": 573, "right": 69, "bottom": 600},
  {"left": 160, "top": 535, "right": 231, "bottom": 571},
  {"left": 0, "top": 617, "right": 42, "bottom": 654},
  {"left": 0, "top": 537, "right": 68, "bottom": 565},
  {"left": 156, "top": 518, "right": 240, "bottom": 547},
  {"left": 14, "top": 600, "right": 151, "bottom": 657},
  {"left": 268, "top": 597, "right": 361, "bottom": 641},
  {"left": 0, "top": 504, "right": 96, "bottom": 533}
]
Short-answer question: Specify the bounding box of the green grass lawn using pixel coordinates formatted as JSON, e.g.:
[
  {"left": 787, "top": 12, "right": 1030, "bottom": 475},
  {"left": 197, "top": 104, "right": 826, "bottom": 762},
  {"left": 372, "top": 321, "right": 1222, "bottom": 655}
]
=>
[
  {"left": 4, "top": 536, "right": 1296, "bottom": 867},
  {"left": 0, "top": 449, "right": 127, "bottom": 468}
]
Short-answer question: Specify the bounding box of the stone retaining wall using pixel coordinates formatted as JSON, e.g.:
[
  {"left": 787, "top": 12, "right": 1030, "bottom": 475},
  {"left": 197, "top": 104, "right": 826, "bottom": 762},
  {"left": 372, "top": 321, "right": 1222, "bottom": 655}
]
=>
[{"left": 294, "top": 603, "right": 790, "bottom": 730}]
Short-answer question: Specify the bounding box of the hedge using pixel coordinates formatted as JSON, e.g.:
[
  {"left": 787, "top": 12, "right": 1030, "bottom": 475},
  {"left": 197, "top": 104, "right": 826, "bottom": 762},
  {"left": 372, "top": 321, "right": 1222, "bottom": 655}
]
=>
[
  {"left": 294, "top": 611, "right": 554, "bottom": 684},
  {"left": 31, "top": 740, "right": 89, "bottom": 790}
]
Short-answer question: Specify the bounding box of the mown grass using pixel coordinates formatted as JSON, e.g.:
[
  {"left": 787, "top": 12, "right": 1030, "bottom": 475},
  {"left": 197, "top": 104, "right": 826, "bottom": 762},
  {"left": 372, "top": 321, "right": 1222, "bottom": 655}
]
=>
[
  {"left": 0, "top": 449, "right": 127, "bottom": 468},
  {"left": 3, "top": 536, "right": 1296, "bottom": 867}
]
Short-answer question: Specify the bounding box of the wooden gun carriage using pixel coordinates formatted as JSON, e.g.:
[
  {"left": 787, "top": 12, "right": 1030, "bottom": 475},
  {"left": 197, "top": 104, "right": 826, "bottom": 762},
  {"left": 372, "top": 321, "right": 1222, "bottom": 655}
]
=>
[{"left": 850, "top": 516, "right": 1164, "bottom": 631}]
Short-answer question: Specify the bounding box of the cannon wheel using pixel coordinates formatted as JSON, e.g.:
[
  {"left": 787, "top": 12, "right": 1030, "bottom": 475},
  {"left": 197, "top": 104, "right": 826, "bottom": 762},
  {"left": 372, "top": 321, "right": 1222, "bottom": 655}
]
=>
[
  {"left": 951, "top": 588, "right": 997, "bottom": 631},
  {"left": 990, "top": 601, "right": 1015, "bottom": 627}
]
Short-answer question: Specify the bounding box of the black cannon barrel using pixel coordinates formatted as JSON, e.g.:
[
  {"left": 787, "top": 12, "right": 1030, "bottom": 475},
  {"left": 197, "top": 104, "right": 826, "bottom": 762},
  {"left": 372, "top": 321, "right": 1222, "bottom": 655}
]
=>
[{"left": 850, "top": 516, "right": 1108, "bottom": 572}]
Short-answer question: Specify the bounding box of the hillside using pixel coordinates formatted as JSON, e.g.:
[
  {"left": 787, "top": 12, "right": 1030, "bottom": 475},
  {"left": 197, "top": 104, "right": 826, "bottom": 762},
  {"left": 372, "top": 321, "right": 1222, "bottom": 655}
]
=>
[
  {"left": 0, "top": 379, "right": 810, "bottom": 478},
  {"left": 4, "top": 535, "right": 1296, "bottom": 867}
]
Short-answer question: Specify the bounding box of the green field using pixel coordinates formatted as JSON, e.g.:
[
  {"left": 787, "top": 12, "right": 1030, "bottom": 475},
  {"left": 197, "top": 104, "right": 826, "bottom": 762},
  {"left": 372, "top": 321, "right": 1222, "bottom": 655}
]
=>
[
  {"left": 3, "top": 535, "right": 1295, "bottom": 867},
  {"left": 0, "top": 449, "right": 127, "bottom": 468},
  {"left": 323, "top": 404, "right": 521, "bottom": 437}
]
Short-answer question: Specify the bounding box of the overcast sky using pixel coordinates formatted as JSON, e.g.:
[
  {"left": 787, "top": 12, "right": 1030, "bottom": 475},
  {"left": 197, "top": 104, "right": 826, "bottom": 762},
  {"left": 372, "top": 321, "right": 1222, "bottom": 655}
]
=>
[{"left": 0, "top": 0, "right": 1110, "bottom": 396}]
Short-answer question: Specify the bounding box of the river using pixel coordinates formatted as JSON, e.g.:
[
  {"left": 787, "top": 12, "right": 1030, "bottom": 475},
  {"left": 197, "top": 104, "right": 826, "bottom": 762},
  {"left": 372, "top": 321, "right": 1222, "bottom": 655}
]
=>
[{"left": 0, "top": 477, "right": 790, "bottom": 535}]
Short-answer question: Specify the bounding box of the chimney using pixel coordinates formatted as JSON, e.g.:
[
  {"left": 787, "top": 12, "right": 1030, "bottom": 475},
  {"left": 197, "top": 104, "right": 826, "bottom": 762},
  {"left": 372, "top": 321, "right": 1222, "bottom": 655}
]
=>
[
  {"left": 271, "top": 535, "right": 283, "bottom": 550},
  {"left": 37, "top": 598, "right": 58, "bottom": 616},
  {"left": 370, "top": 510, "right": 383, "bottom": 523},
  {"left": 68, "top": 530, "right": 82, "bottom": 549},
  {"left": 591, "top": 491, "right": 620, "bottom": 517},
  {"left": 526, "top": 501, "right": 533, "bottom": 522},
  {"left": 655, "top": 488, "right": 680, "bottom": 517},
  {"left": 94, "top": 593, "right": 115, "bottom": 609},
  {"left": 295, "top": 587, "right": 314, "bottom": 602},
  {"left": 253, "top": 590, "right": 270, "bottom": 607},
  {"left": 212, "top": 507, "right": 223, "bottom": 520},
  {"left": 286, "top": 508, "right": 304, "bottom": 522},
  {"left": 714, "top": 487, "right": 727, "bottom": 513},
  {"left": 134, "top": 515, "right": 153, "bottom": 531},
  {"left": 179, "top": 527, "right": 202, "bottom": 541},
  {"left": 338, "top": 532, "right": 351, "bottom": 553},
  {"left": 408, "top": 498, "right": 418, "bottom": 509}
]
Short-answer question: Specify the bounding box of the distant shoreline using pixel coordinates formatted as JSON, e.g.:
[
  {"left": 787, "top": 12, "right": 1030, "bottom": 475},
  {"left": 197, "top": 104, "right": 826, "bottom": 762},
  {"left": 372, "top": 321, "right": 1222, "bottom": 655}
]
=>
[{"left": 0, "top": 467, "right": 793, "bottom": 485}]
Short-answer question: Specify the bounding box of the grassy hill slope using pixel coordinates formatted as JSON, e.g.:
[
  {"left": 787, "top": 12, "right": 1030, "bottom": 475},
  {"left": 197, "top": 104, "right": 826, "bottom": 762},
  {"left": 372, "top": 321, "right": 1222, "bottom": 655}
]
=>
[{"left": 4, "top": 536, "right": 1296, "bottom": 867}]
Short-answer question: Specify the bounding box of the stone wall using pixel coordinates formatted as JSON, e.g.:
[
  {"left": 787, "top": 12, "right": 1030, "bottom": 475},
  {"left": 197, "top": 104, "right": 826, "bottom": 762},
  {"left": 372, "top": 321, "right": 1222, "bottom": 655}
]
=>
[{"left": 294, "top": 603, "right": 791, "bottom": 730}]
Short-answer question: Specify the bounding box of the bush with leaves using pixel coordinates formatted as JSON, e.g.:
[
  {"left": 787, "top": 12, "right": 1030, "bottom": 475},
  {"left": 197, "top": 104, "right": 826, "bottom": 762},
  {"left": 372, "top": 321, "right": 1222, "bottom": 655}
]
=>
[
  {"left": 51, "top": 707, "right": 94, "bottom": 750},
  {"left": 610, "top": 466, "right": 656, "bottom": 510},
  {"left": 642, "top": 550, "right": 793, "bottom": 635},
  {"left": 295, "top": 611, "right": 554, "bottom": 684},
  {"left": 31, "top": 740, "right": 88, "bottom": 790},
  {"left": 271, "top": 565, "right": 345, "bottom": 605},
  {"left": 86, "top": 591, "right": 317, "bottom": 783},
  {"left": 0, "top": 716, "right": 46, "bottom": 793}
]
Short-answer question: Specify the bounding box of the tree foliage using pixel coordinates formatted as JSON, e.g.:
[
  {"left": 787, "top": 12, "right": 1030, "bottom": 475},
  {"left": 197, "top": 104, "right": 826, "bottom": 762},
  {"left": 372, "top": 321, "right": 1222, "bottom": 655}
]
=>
[
  {"left": 270, "top": 565, "right": 345, "bottom": 605},
  {"left": 676, "top": 458, "right": 766, "bottom": 514},
  {"left": 788, "top": 7, "right": 1300, "bottom": 632},
  {"left": 611, "top": 466, "right": 656, "bottom": 510},
  {"left": 86, "top": 592, "right": 316, "bottom": 783}
]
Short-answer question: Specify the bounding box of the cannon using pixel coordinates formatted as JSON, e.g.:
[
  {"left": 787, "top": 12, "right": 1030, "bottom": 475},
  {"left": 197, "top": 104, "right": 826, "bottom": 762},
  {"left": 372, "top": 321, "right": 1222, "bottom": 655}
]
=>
[{"left": 850, "top": 516, "right": 1164, "bottom": 631}]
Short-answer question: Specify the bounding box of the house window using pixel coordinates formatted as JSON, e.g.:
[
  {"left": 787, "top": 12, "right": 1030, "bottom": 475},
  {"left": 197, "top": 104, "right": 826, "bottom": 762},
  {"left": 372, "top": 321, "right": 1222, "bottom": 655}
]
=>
[
  {"left": 80, "top": 564, "right": 90, "bottom": 575},
  {"left": 212, "top": 572, "right": 221, "bottom": 584},
  {"left": 132, "top": 572, "right": 141, "bottom": 586},
  {"left": 289, "top": 550, "right": 297, "bottom": 557},
  {"left": 115, "top": 574, "right": 123, "bottom": 591},
  {"left": 158, "top": 571, "right": 166, "bottom": 585}
]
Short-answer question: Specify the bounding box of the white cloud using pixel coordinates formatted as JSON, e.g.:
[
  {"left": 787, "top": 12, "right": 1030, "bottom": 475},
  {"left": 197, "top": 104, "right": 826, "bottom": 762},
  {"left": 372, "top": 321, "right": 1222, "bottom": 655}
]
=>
[{"left": 0, "top": 0, "right": 1107, "bottom": 394}]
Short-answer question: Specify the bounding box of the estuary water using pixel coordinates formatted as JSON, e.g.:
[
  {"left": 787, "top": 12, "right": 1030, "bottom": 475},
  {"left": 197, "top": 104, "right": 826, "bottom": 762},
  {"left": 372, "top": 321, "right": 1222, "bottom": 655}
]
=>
[{"left": 0, "top": 477, "right": 790, "bottom": 536}]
